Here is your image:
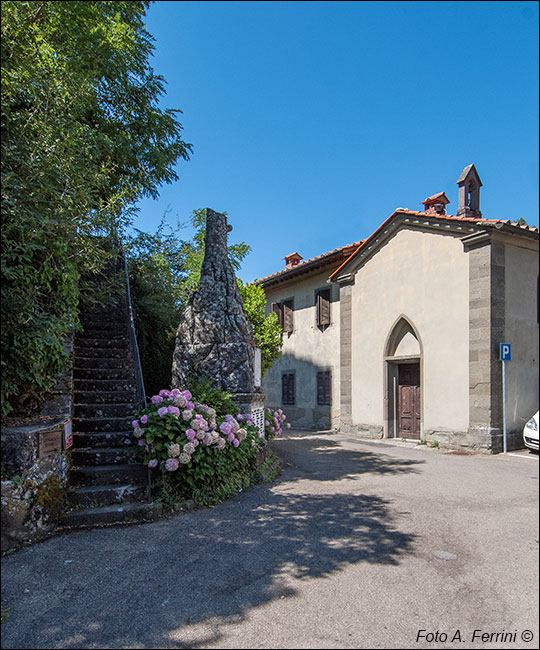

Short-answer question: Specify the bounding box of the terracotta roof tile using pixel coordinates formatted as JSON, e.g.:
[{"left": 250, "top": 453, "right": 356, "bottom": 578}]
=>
[
  {"left": 258, "top": 241, "right": 363, "bottom": 285},
  {"left": 328, "top": 209, "right": 538, "bottom": 281},
  {"left": 257, "top": 209, "right": 538, "bottom": 287}
]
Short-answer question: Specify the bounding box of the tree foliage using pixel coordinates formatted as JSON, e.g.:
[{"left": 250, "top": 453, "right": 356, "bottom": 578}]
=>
[
  {"left": 125, "top": 216, "right": 187, "bottom": 397},
  {"left": 237, "top": 281, "right": 282, "bottom": 377},
  {"left": 1, "top": 1, "right": 191, "bottom": 415},
  {"left": 126, "top": 209, "right": 282, "bottom": 393}
]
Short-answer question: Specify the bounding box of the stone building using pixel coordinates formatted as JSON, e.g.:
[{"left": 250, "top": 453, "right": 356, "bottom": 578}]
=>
[{"left": 260, "top": 165, "right": 539, "bottom": 452}]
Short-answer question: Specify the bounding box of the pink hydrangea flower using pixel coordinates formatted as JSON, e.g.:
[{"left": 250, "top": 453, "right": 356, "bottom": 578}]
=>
[
  {"left": 151, "top": 395, "right": 163, "bottom": 405},
  {"left": 232, "top": 438, "right": 240, "bottom": 448},
  {"left": 168, "top": 443, "right": 180, "bottom": 457},
  {"left": 181, "top": 390, "right": 192, "bottom": 400},
  {"left": 167, "top": 406, "right": 180, "bottom": 418},
  {"left": 185, "top": 428, "right": 196, "bottom": 441},
  {"left": 132, "top": 420, "right": 139, "bottom": 428},
  {"left": 220, "top": 421, "right": 232, "bottom": 436},
  {"left": 170, "top": 388, "right": 180, "bottom": 397},
  {"left": 183, "top": 442, "right": 195, "bottom": 455},
  {"left": 174, "top": 395, "right": 188, "bottom": 409},
  {"left": 182, "top": 409, "right": 193, "bottom": 421},
  {"left": 165, "top": 458, "right": 179, "bottom": 471},
  {"left": 140, "top": 415, "right": 148, "bottom": 425},
  {"left": 157, "top": 406, "right": 168, "bottom": 418},
  {"left": 216, "top": 437, "right": 226, "bottom": 450},
  {"left": 148, "top": 459, "right": 158, "bottom": 468},
  {"left": 137, "top": 439, "right": 147, "bottom": 447}
]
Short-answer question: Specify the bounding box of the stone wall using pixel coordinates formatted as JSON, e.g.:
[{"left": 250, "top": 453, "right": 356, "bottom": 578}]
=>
[
  {"left": 1, "top": 334, "right": 73, "bottom": 551},
  {"left": 1, "top": 423, "right": 70, "bottom": 551}
]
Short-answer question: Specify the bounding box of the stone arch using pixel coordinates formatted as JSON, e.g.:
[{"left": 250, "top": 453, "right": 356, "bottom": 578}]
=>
[{"left": 384, "top": 315, "right": 423, "bottom": 359}]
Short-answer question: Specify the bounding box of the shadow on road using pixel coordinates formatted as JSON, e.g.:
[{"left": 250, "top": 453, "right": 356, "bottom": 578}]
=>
[
  {"left": 1, "top": 436, "right": 419, "bottom": 649},
  {"left": 271, "top": 432, "right": 424, "bottom": 482}
]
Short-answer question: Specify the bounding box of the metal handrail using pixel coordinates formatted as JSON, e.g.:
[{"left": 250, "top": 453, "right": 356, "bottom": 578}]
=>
[{"left": 119, "top": 246, "right": 152, "bottom": 501}]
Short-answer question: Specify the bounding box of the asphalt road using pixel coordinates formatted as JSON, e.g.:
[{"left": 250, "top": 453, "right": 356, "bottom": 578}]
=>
[{"left": 1, "top": 431, "right": 538, "bottom": 649}]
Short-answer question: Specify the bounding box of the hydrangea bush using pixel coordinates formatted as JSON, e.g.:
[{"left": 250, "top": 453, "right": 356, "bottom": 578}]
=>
[
  {"left": 264, "top": 407, "right": 291, "bottom": 440},
  {"left": 132, "top": 387, "right": 263, "bottom": 506}
]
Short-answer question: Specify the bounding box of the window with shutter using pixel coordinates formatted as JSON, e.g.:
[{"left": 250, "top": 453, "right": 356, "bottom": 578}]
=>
[
  {"left": 283, "top": 299, "right": 294, "bottom": 333},
  {"left": 282, "top": 372, "right": 295, "bottom": 405},
  {"left": 316, "top": 289, "right": 331, "bottom": 327},
  {"left": 317, "top": 371, "right": 331, "bottom": 406},
  {"left": 272, "top": 302, "right": 283, "bottom": 328}
]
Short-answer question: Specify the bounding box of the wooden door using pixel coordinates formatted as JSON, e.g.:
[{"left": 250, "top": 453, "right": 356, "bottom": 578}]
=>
[{"left": 398, "top": 363, "right": 421, "bottom": 439}]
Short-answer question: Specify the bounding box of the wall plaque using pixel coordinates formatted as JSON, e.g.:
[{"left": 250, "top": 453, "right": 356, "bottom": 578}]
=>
[{"left": 39, "top": 429, "right": 63, "bottom": 458}]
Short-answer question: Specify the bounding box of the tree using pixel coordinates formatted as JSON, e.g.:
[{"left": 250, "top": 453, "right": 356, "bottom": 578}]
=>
[
  {"left": 126, "top": 208, "right": 283, "bottom": 393},
  {"left": 237, "top": 281, "right": 283, "bottom": 377},
  {"left": 125, "top": 216, "right": 187, "bottom": 397},
  {"left": 1, "top": 1, "right": 191, "bottom": 415}
]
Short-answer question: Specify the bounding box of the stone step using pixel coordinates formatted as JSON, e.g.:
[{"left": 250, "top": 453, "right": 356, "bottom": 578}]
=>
[
  {"left": 73, "top": 403, "right": 137, "bottom": 419},
  {"left": 75, "top": 347, "right": 128, "bottom": 359},
  {"left": 73, "top": 431, "right": 135, "bottom": 449},
  {"left": 74, "top": 390, "right": 136, "bottom": 404},
  {"left": 60, "top": 502, "right": 163, "bottom": 530},
  {"left": 73, "top": 368, "right": 134, "bottom": 381},
  {"left": 74, "top": 357, "right": 131, "bottom": 370},
  {"left": 81, "top": 327, "right": 127, "bottom": 337},
  {"left": 67, "top": 483, "right": 148, "bottom": 508},
  {"left": 71, "top": 446, "right": 138, "bottom": 466},
  {"left": 74, "top": 378, "right": 137, "bottom": 391},
  {"left": 75, "top": 335, "right": 128, "bottom": 347},
  {"left": 70, "top": 464, "right": 147, "bottom": 487},
  {"left": 81, "top": 313, "right": 128, "bottom": 327},
  {"left": 73, "top": 416, "right": 133, "bottom": 432}
]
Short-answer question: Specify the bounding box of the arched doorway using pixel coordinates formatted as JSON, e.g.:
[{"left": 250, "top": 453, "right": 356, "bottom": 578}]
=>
[{"left": 384, "top": 317, "right": 423, "bottom": 440}]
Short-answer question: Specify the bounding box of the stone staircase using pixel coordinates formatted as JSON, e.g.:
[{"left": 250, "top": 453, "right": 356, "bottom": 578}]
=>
[{"left": 62, "top": 266, "right": 162, "bottom": 529}]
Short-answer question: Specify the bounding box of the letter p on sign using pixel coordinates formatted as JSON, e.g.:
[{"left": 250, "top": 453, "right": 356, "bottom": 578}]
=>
[{"left": 500, "top": 343, "right": 511, "bottom": 361}]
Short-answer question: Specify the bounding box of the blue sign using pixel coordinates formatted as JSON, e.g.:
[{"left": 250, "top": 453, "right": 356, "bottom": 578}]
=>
[{"left": 500, "top": 343, "right": 511, "bottom": 361}]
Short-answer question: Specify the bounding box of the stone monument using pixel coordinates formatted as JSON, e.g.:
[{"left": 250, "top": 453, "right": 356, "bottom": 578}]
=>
[{"left": 171, "top": 208, "right": 265, "bottom": 431}]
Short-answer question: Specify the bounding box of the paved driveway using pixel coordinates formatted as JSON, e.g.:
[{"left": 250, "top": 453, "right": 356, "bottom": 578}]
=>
[{"left": 1, "top": 431, "right": 538, "bottom": 649}]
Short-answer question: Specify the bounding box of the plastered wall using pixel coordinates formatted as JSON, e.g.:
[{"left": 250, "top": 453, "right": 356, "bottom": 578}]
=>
[
  {"left": 349, "top": 227, "right": 470, "bottom": 435},
  {"left": 263, "top": 270, "right": 341, "bottom": 429}
]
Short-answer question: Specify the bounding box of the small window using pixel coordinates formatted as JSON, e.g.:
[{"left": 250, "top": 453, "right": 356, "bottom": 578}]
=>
[
  {"left": 317, "top": 371, "right": 331, "bottom": 406},
  {"left": 282, "top": 372, "right": 295, "bottom": 405},
  {"left": 272, "top": 302, "right": 283, "bottom": 327},
  {"left": 316, "top": 288, "right": 331, "bottom": 327},
  {"left": 283, "top": 299, "right": 294, "bottom": 333},
  {"left": 272, "top": 299, "right": 294, "bottom": 333}
]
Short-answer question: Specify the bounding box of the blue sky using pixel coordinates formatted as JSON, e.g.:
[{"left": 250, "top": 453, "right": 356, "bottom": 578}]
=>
[{"left": 134, "top": 0, "right": 539, "bottom": 282}]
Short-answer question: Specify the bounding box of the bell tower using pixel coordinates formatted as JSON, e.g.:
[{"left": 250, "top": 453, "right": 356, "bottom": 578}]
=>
[{"left": 457, "top": 164, "right": 482, "bottom": 218}]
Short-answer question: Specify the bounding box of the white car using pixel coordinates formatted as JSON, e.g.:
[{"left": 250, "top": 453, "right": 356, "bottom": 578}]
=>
[{"left": 523, "top": 411, "right": 539, "bottom": 451}]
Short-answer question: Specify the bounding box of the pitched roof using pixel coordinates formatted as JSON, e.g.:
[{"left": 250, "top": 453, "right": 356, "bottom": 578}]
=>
[
  {"left": 258, "top": 241, "right": 363, "bottom": 288},
  {"left": 258, "top": 209, "right": 538, "bottom": 289},
  {"left": 421, "top": 191, "right": 450, "bottom": 206},
  {"left": 328, "top": 209, "right": 539, "bottom": 281}
]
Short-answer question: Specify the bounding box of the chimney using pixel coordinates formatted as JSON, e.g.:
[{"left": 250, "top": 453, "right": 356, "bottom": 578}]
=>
[
  {"left": 421, "top": 192, "right": 450, "bottom": 215},
  {"left": 457, "top": 164, "right": 482, "bottom": 218},
  {"left": 284, "top": 252, "right": 303, "bottom": 269}
]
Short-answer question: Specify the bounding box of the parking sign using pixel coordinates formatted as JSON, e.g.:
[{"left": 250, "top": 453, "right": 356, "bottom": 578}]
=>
[{"left": 500, "top": 343, "right": 511, "bottom": 361}]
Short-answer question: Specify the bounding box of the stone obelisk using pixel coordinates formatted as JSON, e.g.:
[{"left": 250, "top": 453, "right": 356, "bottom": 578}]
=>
[{"left": 171, "top": 209, "right": 264, "bottom": 425}]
